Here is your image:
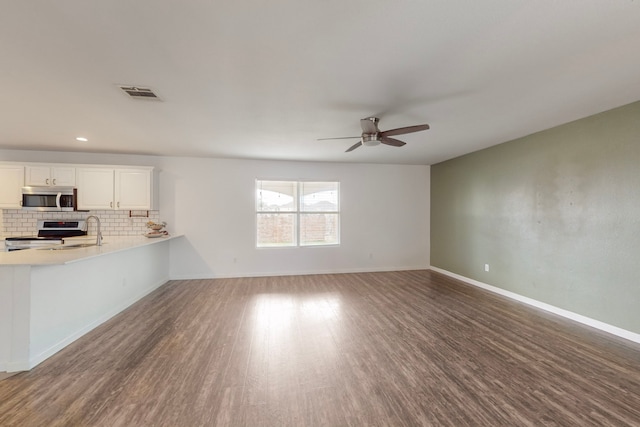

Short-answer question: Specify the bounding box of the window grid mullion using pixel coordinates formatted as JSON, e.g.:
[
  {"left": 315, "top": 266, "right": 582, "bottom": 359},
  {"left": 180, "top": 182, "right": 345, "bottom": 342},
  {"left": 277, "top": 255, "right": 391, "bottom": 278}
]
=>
[{"left": 296, "top": 182, "right": 301, "bottom": 246}]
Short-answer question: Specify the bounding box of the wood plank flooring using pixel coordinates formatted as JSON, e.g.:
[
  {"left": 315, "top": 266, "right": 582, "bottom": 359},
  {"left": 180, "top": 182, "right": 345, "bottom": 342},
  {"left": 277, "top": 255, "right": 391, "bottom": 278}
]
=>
[{"left": 0, "top": 270, "right": 639, "bottom": 426}]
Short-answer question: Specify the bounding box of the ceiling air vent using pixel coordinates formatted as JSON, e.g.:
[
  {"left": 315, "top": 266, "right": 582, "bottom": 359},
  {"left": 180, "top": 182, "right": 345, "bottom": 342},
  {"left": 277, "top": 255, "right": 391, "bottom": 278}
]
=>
[{"left": 118, "top": 85, "right": 162, "bottom": 101}]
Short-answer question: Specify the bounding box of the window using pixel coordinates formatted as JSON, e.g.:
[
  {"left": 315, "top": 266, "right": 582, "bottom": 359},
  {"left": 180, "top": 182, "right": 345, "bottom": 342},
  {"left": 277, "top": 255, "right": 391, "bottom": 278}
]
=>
[{"left": 256, "top": 180, "right": 340, "bottom": 247}]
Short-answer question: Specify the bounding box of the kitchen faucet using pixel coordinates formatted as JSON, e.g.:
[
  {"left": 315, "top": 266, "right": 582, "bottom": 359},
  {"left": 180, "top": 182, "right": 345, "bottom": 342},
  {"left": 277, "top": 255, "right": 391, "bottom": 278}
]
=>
[{"left": 84, "top": 215, "right": 103, "bottom": 246}]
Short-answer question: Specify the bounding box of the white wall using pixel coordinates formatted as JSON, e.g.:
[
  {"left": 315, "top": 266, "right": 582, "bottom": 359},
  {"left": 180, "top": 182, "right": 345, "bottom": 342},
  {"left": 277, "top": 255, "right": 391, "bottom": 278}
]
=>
[
  {"left": 158, "top": 157, "right": 430, "bottom": 278},
  {"left": 0, "top": 266, "right": 30, "bottom": 371},
  {"left": 1, "top": 149, "right": 431, "bottom": 278},
  {"left": 0, "top": 241, "right": 171, "bottom": 372},
  {"left": 29, "top": 241, "right": 170, "bottom": 368}
]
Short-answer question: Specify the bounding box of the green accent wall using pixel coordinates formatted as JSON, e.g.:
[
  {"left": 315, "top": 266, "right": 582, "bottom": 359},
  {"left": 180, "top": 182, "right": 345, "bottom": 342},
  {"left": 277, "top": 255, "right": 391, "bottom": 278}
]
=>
[{"left": 431, "top": 101, "right": 640, "bottom": 334}]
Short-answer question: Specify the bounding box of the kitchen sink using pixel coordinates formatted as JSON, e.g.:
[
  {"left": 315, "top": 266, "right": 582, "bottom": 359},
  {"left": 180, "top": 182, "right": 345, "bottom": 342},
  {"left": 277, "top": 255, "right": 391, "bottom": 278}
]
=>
[{"left": 39, "top": 243, "right": 100, "bottom": 250}]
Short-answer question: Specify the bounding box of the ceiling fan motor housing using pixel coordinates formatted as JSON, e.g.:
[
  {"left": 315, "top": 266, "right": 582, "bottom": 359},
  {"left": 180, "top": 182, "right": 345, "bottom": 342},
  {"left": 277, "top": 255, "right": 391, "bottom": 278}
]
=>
[{"left": 361, "top": 118, "right": 381, "bottom": 146}]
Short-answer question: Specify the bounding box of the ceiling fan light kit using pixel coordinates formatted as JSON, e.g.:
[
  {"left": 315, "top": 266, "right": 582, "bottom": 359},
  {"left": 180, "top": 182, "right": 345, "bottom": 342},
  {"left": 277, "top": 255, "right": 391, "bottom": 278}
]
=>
[
  {"left": 362, "top": 135, "right": 381, "bottom": 147},
  {"left": 320, "top": 117, "right": 430, "bottom": 152}
]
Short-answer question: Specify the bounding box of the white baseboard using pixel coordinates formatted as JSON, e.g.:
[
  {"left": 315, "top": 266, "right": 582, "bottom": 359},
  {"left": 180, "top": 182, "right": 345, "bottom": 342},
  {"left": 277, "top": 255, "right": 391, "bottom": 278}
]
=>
[
  {"left": 430, "top": 267, "right": 640, "bottom": 345},
  {"left": 4, "top": 360, "right": 30, "bottom": 372},
  {"left": 169, "top": 265, "right": 430, "bottom": 281}
]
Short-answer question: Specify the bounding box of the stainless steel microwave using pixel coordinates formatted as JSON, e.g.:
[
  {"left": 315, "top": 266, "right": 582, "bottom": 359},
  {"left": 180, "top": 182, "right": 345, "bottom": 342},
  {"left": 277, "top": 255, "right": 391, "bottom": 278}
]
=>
[{"left": 21, "top": 186, "right": 78, "bottom": 211}]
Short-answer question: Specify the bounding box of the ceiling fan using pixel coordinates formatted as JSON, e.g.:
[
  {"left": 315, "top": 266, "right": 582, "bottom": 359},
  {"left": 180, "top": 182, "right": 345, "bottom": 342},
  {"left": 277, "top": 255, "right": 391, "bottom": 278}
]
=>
[{"left": 319, "top": 117, "right": 430, "bottom": 152}]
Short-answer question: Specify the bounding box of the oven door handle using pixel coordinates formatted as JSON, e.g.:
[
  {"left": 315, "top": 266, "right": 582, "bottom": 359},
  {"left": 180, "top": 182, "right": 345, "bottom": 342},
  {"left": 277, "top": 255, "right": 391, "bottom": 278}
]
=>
[{"left": 56, "top": 191, "right": 62, "bottom": 210}]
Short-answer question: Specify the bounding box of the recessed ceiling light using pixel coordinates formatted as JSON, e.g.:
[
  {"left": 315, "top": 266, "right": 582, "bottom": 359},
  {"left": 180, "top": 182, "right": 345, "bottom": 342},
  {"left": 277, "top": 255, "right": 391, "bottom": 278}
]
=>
[{"left": 76, "top": 137, "right": 88, "bottom": 142}]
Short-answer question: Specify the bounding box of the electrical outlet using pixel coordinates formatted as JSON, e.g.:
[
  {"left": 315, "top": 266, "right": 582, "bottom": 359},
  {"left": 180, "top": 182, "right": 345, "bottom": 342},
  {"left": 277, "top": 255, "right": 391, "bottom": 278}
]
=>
[{"left": 484, "top": 264, "right": 490, "bottom": 272}]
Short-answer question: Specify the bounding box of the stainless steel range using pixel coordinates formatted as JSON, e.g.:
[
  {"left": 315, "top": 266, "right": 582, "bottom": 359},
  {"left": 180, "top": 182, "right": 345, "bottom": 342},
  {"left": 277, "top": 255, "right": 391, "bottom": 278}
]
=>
[{"left": 4, "top": 219, "right": 87, "bottom": 251}]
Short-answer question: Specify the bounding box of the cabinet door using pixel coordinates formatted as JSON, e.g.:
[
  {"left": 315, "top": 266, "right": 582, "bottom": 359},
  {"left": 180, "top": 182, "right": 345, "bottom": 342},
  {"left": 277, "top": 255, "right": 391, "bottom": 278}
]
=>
[
  {"left": 51, "top": 167, "right": 76, "bottom": 186},
  {"left": 25, "top": 166, "right": 51, "bottom": 186},
  {"left": 0, "top": 166, "right": 25, "bottom": 208},
  {"left": 25, "top": 166, "right": 76, "bottom": 186},
  {"left": 76, "top": 168, "right": 114, "bottom": 210},
  {"left": 115, "top": 169, "right": 151, "bottom": 210}
]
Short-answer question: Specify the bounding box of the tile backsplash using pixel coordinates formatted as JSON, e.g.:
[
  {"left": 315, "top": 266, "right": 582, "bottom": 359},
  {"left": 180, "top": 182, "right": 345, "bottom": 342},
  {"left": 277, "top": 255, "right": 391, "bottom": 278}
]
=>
[{"left": 0, "top": 209, "right": 162, "bottom": 237}]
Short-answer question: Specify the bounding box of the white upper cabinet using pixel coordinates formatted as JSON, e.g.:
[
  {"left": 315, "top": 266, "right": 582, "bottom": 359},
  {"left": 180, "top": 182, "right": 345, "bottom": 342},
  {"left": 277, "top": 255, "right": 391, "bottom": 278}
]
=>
[
  {"left": 25, "top": 165, "right": 76, "bottom": 187},
  {"left": 0, "top": 165, "right": 25, "bottom": 208},
  {"left": 115, "top": 169, "right": 152, "bottom": 210},
  {"left": 77, "top": 167, "right": 155, "bottom": 211},
  {"left": 0, "top": 162, "right": 157, "bottom": 211},
  {"left": 76, "top": 168, "right": 115, "bottom": 210}
]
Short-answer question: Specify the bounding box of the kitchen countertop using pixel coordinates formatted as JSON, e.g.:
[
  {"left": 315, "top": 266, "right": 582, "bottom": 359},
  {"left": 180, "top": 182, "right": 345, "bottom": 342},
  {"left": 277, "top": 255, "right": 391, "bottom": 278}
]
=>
[{"left": 0, "top": 234, "right": 182, "bottom": 266}]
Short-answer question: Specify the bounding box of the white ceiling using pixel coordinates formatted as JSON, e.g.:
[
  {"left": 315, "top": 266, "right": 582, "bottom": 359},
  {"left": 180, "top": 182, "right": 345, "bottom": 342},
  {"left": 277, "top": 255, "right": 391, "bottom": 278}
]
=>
[{"left": 2, "top": 1, "right": 640, "bottom": 165}]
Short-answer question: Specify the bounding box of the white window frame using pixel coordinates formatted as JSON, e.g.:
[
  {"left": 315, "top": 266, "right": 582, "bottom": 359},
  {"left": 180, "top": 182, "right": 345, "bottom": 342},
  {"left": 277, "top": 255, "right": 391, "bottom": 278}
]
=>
[{"left": 256, "top": 180, "right": 340, "bottom": 248}]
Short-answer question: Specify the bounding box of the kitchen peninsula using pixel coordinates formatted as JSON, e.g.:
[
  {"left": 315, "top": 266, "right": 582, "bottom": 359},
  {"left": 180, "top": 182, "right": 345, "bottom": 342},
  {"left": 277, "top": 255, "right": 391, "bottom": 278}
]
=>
[{"left": 0, "top": 234, "right": 182, "bottom": 372}]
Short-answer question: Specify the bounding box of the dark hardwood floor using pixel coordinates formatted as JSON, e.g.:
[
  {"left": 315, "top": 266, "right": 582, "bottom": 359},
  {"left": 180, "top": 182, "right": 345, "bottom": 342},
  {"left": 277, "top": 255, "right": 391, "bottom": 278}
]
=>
[{"left": 1, "top": 270, "right": 639, "bottom": 426}]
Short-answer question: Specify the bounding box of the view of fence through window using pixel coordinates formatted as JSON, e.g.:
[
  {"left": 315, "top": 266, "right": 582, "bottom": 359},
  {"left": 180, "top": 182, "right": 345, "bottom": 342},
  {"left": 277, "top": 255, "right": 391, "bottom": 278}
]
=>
[{"left": 256, "top": 180, "right": 340, "bottom": 247}]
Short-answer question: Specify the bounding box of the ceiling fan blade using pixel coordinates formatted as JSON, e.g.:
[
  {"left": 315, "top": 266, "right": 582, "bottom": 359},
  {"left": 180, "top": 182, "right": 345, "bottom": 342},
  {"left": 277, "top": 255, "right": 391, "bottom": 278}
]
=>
[
  {"left": 360, "top": 117, "right": 379, "bottom": 134},
  {"left": 380, "top": 136, "right": 406, "bottom": 147},
  {"left": 317, "top": 136, "right": 360, "bottom": 140},
  {"left": 380, "top": 124, "right": 429, "bottom": 137},
  {"left": 345, "top": 141, "right": 363, "bottom": 152}
]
